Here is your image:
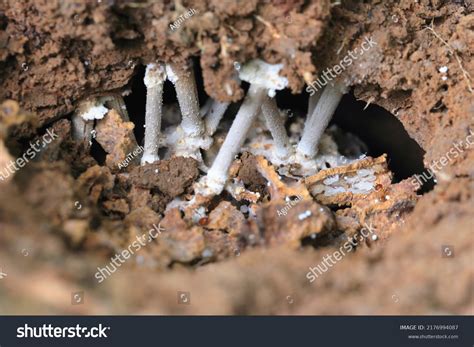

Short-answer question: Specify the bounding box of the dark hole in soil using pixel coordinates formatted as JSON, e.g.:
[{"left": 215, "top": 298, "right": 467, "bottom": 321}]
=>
[
  {"left": 275, "top": 90, "right": 433, "bottom": 192},
  {"left": 123, "top": 65, "right": 433, "bottom": 193},
  {"left": 90, "top": 136, "right": 107, "bottom": 165},
  {"left": 332, "top": 93, "right": 434, "bottom": 192}
]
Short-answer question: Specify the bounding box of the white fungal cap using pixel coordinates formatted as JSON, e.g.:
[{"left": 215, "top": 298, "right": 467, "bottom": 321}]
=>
[
  {"left": 239, "top": 59, "right": 288, "bottom": 97},
  {"left": 78, "top": 100, "right": 109, "bottom": 121},
  {"left": 144, "top": 63, "right": 167, "bottom": 88}
]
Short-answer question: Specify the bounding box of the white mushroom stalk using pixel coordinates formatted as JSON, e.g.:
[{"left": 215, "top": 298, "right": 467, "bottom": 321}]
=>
[
  {"left": 297, "top": 81, "right": 346, "bottom": 159},
  {"left": 306, "top": 87, "right": 323, "bottom": 119},
  {"left": 261, "top": 95, "right": 291, "bottom": 160},
  {"left": 197, "top": 59, "right": 288, "bottom": 195},
  {"left": 72, "top": 99, "right": 108, "bottom": 143},
  {"left": 103, "top": 94, "right": 130, "bottom": 121},
  {"left": 204, "top": 85, "right": 267, "bottom": 193},
  {"left": 162, "top": 61, "right": 217, "bottom": 161},
  {"left": 204, "top": 99, "right": 230, "bottom": 136},
  {"left": 165, "top": 62, "right": 204, "bottom": 137},
  {"left": 142, "top": 63, "right": 166, "bottom": 165}
]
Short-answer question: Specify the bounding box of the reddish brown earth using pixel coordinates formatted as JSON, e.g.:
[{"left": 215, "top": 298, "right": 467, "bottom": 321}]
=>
[{"left": 0, "top": 1, "right": 472, "bottom": 314}]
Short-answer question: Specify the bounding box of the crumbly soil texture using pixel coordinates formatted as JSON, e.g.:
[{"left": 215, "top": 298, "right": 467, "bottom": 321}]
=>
[{"left": 0, "top": 1, "right": 473, "bottom": 314}]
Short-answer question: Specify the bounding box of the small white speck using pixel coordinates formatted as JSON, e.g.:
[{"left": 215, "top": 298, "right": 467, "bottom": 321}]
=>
[
  {"left": 385, "top": 195, "right": 390, "bottom": 200},
  {"left": 371, "top": 234, "right": 378, "bottom": 241},
  {"left": 310, "top": 234, "right": 317, "bottom": 239},
  {"left": 439, "top": 66, "right": 448, "bottom": 73},
  {"left": 155, "top": 169, "right": 159, "bottom": 173},
  {"left": 298, "top": 210, "right": 312, "bottom": 221},
  {"left": 225, "top": 83, "right": 233, "bottom": 96},
  {"left": 441, "top": 76, "right": 448, "bottom": 81}
]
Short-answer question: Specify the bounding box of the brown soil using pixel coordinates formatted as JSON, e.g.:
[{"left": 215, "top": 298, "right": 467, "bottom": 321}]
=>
[{"left": 0, "top": 0, "right": 472, "bottom": 314}]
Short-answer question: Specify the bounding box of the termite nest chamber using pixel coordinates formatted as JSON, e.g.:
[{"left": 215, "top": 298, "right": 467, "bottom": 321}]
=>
[{"left": 70, "top": 57, "right": 428, "bottom": 234}]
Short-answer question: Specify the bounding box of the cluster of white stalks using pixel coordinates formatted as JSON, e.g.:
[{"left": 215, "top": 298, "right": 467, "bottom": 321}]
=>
[
  {"left": 72, "top": 58, "right": 348, "bottom": 198},
  {"left": 194, "top": 59, "right": 347, "bottom": 196}
]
